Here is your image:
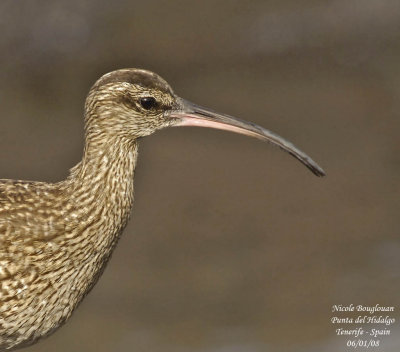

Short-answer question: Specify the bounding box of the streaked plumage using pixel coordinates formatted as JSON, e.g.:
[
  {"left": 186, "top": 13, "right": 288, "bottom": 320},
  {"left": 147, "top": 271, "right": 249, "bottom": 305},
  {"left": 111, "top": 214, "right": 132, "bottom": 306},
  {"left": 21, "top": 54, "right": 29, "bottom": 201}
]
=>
[{"left": 0, "top": 68, "right": 324, "bottom": 350}]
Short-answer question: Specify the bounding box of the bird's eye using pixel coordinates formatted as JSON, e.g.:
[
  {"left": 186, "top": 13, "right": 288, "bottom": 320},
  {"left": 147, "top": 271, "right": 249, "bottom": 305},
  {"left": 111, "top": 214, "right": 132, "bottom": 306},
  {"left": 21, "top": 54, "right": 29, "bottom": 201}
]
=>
[{"left": 140, "top": 97, "right": 157, "bottom": 110}]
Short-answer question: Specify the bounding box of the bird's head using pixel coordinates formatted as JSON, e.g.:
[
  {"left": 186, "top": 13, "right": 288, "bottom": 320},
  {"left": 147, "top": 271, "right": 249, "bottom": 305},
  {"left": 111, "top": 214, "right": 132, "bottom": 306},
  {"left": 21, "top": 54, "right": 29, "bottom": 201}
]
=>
[
  {"left": 85, "top": 68, "right": 178, "bottom": 139},
  {"left": 85, "top": 68, "right": 325, "bottom": 176}
]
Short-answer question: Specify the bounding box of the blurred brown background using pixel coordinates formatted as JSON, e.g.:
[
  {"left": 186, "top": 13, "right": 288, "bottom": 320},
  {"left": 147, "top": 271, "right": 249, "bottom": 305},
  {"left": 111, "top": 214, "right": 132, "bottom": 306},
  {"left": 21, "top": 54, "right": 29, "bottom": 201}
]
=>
[{"left": 0, "top": 1, "right": 399, "bottom": 351}]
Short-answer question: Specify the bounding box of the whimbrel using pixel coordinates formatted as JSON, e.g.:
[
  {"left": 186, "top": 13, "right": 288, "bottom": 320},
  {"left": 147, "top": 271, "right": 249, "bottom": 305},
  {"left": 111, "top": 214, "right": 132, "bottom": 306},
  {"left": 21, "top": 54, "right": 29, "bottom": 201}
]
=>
[{"left": 0, "top": 69, "right": 325, "bottom": 350}]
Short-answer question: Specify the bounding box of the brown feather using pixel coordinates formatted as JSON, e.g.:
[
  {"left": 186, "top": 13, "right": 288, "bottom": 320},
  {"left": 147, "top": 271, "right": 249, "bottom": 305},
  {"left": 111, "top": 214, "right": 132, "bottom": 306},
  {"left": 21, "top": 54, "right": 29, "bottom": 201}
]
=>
[{"left": 0, "top": 69, "right": 175, "bottom": 350}]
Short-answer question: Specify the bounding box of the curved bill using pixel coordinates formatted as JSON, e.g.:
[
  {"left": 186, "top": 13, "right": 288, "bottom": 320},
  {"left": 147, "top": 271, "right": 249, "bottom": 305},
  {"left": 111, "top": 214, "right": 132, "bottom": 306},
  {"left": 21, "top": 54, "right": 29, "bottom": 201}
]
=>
[{"left": 168, "top": 99, "right": 325, "bottom": 177}]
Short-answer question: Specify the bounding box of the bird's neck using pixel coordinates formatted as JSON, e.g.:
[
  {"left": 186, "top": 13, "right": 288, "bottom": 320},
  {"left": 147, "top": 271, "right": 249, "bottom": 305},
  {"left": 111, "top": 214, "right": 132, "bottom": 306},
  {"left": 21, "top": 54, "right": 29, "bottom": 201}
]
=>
[
  {"left": 63, "top": 135, "right": 139, "bottom": 273},
  {"left": 11, "top": 135, "right": 141, "bottom": 343}
]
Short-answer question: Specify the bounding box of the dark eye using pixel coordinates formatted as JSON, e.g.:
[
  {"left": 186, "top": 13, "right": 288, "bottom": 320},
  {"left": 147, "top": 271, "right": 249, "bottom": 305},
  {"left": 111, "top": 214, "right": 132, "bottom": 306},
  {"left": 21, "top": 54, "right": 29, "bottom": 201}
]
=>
[{"left": 140, "top": 97, "right": 157, "bottom": 110}]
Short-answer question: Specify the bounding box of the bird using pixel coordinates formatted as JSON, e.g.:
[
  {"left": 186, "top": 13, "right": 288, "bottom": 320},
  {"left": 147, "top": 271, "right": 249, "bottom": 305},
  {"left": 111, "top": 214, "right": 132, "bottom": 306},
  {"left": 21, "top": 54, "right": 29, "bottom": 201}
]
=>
[{"left": 0, "top": 68, "right": 325, "bottom": 350}]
